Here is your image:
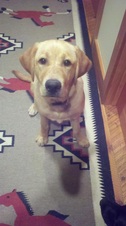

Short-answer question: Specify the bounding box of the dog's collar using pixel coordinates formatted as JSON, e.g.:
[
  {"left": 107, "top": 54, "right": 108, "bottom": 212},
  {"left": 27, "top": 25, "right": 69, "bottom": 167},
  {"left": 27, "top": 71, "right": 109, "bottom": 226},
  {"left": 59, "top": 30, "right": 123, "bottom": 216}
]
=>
[{"left": 51, "top": 100, "right": 68, "bottom": 106}]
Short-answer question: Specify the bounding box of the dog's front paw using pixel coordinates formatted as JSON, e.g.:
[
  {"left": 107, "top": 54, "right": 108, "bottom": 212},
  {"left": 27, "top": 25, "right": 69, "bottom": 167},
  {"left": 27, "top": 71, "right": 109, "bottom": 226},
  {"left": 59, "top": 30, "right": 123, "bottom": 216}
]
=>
[
  {"left": 77, "top": 137, "right": 90, "bottom": 148},
  {"left": 35, "top": 135, "right": 48, "bottom": 146},
  {"left": 28, "top": 103, "right": 38, "bottom": 117}
]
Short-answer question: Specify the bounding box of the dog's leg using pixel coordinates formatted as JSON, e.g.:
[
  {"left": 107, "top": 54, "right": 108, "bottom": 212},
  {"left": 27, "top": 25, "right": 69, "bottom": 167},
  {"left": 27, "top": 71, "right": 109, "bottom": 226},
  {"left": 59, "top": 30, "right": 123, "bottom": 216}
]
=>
[
  {"left": 36, "top": 116, "right": 49, "bottom": 146},
  {"left": 28, "top": 103, "right": 38, "bottom": 116},
  {"left": 71, "top": 118, "right": 90, "bottom": 148}
]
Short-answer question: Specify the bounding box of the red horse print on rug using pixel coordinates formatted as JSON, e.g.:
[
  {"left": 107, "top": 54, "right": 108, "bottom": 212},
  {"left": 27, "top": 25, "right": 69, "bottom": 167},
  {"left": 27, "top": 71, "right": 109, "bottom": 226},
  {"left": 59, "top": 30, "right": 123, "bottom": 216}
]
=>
[
  {"left": 0, "top": 6, "right": 71, "bottom": 27},
  {"left": 0, "top": 76, "right": 33, "bottom": 100},
  {"left": 0, "top": 76, "right": 30, "bottom": 93},
  {"left": 0, "top": 189, "right": 71, "bottom": 226}
]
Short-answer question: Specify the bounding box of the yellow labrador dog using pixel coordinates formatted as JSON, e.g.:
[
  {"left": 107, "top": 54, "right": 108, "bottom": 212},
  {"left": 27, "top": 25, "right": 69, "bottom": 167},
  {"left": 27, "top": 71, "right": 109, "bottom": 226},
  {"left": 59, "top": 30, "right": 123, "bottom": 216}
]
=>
[{"left": 13, "top": 40, "right": 92, "bottom": 147}]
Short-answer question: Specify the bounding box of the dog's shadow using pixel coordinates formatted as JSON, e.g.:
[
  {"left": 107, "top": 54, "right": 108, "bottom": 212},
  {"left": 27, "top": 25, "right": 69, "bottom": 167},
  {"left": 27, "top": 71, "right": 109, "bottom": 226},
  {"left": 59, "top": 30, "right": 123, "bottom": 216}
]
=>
[
  {"left": 59, "top": 160, "right": 83, "bottom": 195},
  {"left": 45, "top": 145, "right": 88, "bottom": 196}
]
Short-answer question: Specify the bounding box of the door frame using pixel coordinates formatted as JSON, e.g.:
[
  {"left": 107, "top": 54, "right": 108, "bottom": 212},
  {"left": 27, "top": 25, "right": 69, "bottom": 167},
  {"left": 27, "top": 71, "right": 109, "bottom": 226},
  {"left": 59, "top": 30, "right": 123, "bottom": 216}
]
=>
[{"left": 92, "top": 2, "right": 126, "bottom": 105}]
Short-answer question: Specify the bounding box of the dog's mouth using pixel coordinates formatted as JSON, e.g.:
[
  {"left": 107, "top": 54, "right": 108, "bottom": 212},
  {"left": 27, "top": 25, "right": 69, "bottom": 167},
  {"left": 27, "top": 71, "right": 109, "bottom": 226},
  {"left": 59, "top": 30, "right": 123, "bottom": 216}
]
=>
[
  {"left": 45, "top": 91, "right": 61, "bottom": 97},
  {"left": 51, "top": 99, "right": 68, "bottom": 106},
  {"left": 50, "top": 98, "right": 70, "bottom": 110},
  {"left": 43, "top": 94, "right": 69, "bottom": 107}
]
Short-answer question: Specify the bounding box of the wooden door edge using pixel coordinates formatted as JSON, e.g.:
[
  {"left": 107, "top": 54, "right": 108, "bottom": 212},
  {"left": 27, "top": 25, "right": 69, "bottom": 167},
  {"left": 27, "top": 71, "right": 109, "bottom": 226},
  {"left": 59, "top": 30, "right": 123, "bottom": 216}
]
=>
[{"left": 101, "top": 104, "right": 125, "bottom": 204}]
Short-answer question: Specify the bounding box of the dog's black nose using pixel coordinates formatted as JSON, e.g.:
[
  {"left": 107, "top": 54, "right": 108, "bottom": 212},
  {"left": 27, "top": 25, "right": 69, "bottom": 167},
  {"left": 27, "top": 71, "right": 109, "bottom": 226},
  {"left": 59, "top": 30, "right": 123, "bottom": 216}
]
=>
[{"left": 45, "top": 79, "right": 61, "bottom": 94}]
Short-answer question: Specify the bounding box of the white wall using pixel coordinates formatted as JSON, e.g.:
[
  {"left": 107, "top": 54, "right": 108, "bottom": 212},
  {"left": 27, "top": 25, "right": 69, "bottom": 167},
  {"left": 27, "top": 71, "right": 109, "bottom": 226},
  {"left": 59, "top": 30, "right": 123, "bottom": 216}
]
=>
[{"left": 98, "top": 0, "right": 126, "bottom": 75}]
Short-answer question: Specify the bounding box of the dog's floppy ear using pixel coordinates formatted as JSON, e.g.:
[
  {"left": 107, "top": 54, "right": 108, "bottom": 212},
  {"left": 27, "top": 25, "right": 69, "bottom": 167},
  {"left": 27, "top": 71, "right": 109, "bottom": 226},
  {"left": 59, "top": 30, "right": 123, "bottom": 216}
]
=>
[
  {"left": 19, "top": 42, "right": 39, "bottom": 81},
  {"left": 75, "top": 46, "right": 92, "bottom": 78}
]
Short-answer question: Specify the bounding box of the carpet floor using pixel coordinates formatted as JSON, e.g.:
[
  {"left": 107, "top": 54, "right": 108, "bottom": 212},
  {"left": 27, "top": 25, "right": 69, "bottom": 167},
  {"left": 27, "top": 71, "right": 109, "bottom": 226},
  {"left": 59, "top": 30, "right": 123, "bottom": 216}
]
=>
[{"left": 0, "top": 0, "right": 114, "bottom": 225}]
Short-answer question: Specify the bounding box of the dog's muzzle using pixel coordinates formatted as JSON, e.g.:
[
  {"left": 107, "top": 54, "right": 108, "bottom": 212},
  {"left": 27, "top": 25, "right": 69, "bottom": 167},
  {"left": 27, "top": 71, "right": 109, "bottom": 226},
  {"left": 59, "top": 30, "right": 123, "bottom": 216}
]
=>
[{"left": 45, "top": 79, "right": 61, "bottom": 96}]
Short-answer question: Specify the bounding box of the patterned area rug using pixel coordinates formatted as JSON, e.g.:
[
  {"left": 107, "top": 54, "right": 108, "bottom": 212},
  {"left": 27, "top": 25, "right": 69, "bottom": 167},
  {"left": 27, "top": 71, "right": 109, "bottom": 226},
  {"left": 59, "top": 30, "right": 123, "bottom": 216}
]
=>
[{"left": 0, "top": 0, "right": 114, "bottom": 225}]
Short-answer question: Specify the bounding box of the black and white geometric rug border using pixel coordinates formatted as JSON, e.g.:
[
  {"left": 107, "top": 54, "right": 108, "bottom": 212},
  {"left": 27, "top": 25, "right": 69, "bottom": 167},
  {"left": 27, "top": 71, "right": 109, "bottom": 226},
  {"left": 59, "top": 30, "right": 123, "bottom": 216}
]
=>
[
  {"left": 77, "top": 0, "right": 114, "bottom": 200},
  {"left": 72, "top": 0, "right": 114, "bottom": 225}
]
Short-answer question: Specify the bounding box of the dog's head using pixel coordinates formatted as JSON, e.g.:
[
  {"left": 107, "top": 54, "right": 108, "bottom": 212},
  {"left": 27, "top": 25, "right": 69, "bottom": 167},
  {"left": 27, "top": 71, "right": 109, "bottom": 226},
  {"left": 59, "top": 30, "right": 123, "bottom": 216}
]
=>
[{"left": 19, "top": 40, "right": 92, "bottom": 102}]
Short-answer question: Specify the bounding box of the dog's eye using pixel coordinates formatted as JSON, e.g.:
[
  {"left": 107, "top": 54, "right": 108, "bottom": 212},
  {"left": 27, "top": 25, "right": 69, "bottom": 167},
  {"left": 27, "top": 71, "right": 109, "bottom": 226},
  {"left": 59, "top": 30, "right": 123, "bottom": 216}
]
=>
[
  {"left": 38, "top": 58, "right": 47, "bottom": 65},
  {"left": 64, "top": 59, "right": 71, "bottom": 67}
]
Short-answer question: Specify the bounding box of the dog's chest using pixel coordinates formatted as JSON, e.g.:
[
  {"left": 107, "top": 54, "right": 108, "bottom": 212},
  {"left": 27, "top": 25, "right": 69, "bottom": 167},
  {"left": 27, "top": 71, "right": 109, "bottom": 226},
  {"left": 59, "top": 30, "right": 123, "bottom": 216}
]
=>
[
  {"left": 36, "top": 95, "right": 84, "bottom": 123},
  {"left": 46, "top": 110, "right": 70, "bottom": 123},
  {"left": 41, "top": 104, "right": 83, "bottom": 123}
]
